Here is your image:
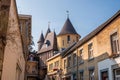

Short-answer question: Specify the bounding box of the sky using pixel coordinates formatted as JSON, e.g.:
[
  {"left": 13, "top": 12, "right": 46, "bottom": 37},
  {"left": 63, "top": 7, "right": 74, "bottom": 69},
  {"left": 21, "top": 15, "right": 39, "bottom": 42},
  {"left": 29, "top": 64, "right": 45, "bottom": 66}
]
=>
[{"left": 16, "top": 0, "right": 120, "bottom": 50}]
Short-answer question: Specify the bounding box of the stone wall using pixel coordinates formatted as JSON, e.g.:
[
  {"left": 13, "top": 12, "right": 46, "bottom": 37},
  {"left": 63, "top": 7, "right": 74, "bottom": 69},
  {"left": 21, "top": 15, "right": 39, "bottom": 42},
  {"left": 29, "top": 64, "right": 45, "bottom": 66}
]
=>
[
  {"left": 1, "top": 0, "right": 25, "bottom": 80},
  {"left": 0, "top": 0, "right": 11, "bottom": 79}
]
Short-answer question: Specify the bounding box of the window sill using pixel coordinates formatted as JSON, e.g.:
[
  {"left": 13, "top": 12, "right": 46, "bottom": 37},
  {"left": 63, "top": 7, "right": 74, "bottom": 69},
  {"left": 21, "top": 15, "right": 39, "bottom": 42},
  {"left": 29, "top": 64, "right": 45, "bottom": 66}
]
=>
[{"left": 88, "top": 58, "right": 94, "bottom": 62}]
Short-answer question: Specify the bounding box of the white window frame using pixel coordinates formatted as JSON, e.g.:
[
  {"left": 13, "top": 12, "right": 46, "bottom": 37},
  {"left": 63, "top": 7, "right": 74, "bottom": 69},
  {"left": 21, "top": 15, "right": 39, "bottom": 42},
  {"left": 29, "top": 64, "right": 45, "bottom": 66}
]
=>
[
  {"left": 79, "top": 48, "right": 84, "bottom": 63},
  {"left": 88, "top": 43, "right": 94, "bottom": 59},
  {"left": 110, "top": 32, "right": 120, "bottom": 55}
]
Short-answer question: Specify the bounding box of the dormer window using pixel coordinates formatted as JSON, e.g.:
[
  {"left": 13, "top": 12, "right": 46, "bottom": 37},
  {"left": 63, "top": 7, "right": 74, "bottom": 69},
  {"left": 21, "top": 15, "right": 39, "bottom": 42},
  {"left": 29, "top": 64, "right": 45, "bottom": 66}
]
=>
[
  {"left": 45, "top": 40, "right": 50, "bottom": 47},
  {"left": 67, "top": 35, "right": 70, "bottom": 43}
]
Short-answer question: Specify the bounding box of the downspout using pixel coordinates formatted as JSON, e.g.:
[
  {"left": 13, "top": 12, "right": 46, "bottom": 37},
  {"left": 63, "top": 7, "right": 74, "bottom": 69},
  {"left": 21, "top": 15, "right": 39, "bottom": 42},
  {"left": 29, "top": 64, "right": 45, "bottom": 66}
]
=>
[{"left": 76, "top": 48, "right": 79, "bottom": 80}]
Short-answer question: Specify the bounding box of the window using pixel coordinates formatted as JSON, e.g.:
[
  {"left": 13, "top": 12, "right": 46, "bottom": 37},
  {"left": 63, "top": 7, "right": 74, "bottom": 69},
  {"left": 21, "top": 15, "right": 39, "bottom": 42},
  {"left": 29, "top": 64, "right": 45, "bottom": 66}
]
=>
[
  {"left": 62, "top": 40, "right": 64, "bottom": 46},
  {"left": 54, "top": 61, "right": 59, "bottom": 68},
  {"left": 88, "top": 43, "right": 94, "bottom": 59},
  {"left": 101, "top": 70, "right": 108, "bottom": 80},
  {"left": 73, "top": 73, "right": 77, "bottom": 80},
  {"left": 73, "top": 53, "right": 77, "bottom": 65},
  {"left": 67, "top": 35, "right": 70, "bottom": 43},
  {"left": 49, "top": 63, "right": 53, "bottom": 71},
  {"left": 76, "top": 36, "right": 79, "bottom": 42},
  {"left": 80, "top": 71, "right": 84, "bottom": 80},
  {"left": 89, "top": 69, "right": 94, "bottom": 80},
  {"left": 64, "top": 59, "right": 67, "bottom": 69},
  {"left": 79, "top": 49, "right": 84, "bottom": 63},
  {"left": 45, "top": 40, "right": 51, "bottom": 48},
  {"left": 68, "top": 56, "right": 71, "bottom": 67},
  {"left": 114, "top": 68, "right": 120, "bottom": 80},
  {"left": 110, "top": 32, "right": 120, "bottom": 55}
]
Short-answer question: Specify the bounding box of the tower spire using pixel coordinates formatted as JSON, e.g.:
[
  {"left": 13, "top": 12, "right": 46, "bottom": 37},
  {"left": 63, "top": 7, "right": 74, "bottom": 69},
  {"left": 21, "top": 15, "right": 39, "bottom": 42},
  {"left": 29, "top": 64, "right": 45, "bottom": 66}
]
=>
[
  {"left": 45, "top": 22, "right": 51, "bottom": 38},
  {"left": 37, "top": 31, "right": 44, "bottom": 51}
]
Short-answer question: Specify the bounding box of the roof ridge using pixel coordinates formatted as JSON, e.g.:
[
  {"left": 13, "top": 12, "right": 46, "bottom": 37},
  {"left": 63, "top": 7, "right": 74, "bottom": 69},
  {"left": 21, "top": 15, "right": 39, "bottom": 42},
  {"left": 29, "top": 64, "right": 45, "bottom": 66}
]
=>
[{"left": 66, "top": 10, "right": 120, "bottom": 54}]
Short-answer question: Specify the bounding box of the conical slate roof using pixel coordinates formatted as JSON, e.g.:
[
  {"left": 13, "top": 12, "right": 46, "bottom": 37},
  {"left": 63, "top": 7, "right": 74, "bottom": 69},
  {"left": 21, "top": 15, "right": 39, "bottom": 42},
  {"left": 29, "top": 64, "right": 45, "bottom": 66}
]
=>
[
  {"left": 53, "top": 30, "right": 58, "bottom": 51},
  {"left": 58, "top": 18, "right": 78, "bottom": 36},
  {"left": 38, "top": 32, "right": 44, "bottom": 43}
]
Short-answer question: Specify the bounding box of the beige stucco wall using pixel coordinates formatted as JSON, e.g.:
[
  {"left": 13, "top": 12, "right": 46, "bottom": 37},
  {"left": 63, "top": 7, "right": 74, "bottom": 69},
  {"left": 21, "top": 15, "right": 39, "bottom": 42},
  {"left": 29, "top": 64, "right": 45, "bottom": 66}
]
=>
[
  {"left": 96, "top": 16, "right": 120, "bottom": 57},
  {"left": 76, "top": 37, "right": 98, "bottom": 80},
  {"left": 57, "top": 34, "right": 80, "bottom": 50},
  {"left": 47, "top": 53, "right": 62, "bottom": 74},
  {"left": 61, "top": 15, "right": 120, "bottom": 80},
  {"left": 1, "top": 0, "right": 25, "bottom": 80}
]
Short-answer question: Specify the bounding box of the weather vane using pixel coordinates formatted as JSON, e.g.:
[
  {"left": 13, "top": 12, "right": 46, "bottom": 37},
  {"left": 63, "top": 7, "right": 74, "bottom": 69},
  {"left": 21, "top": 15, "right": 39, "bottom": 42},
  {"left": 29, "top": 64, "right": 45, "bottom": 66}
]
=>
[
  {"left": 48, "top": 21, "right": 50, "bottom": 28},
  {"left": 66, "top": 10, "right": 69, "bottom": 18}
]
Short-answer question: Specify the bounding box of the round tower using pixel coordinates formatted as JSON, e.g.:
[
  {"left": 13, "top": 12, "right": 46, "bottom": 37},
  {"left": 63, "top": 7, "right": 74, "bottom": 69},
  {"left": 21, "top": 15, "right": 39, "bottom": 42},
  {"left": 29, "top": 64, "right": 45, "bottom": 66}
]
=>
[{"left": 57, "top": 17, "right": 80, "bottom": 50}]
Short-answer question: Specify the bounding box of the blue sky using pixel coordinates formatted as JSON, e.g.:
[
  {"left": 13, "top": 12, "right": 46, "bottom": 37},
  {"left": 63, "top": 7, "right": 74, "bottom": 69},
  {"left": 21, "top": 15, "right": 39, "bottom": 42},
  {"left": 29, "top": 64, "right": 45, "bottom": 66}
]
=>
[{"left": 16, "top": 0, "right": 120, "bottom": 50}]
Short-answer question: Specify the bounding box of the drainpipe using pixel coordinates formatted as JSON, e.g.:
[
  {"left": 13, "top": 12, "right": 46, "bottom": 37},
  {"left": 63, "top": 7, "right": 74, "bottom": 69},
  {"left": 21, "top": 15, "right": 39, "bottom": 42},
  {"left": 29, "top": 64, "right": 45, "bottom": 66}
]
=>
[
  {"left": 60, "top": 55, "right": 62, "bottom": 80},
  {"left": 76, "top": 48, "right": 79, "bottom": 80}
]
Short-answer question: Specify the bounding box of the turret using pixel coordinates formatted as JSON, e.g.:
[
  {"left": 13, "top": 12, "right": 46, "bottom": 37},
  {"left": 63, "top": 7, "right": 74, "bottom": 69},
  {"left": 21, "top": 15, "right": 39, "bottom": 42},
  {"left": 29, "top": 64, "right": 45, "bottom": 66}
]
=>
[
  {"left": 57, "top": 12, "right": 80, "bottom": 50},
  {"left": 53, "top": 30, "right": 58, "bottom": 54},
  {"left": 37, "top": 32, "right": 44, "bottom": 51}
]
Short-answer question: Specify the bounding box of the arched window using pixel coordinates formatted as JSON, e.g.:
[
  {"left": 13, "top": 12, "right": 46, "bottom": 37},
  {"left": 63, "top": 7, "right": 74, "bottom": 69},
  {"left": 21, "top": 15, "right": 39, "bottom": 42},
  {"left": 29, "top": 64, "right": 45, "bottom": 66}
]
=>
[
  {"left": 62, "top": 40, "right": 64, "bottom": 46},
  {"left": 67, "top": 35, "right": 70, "bottom": 43}
]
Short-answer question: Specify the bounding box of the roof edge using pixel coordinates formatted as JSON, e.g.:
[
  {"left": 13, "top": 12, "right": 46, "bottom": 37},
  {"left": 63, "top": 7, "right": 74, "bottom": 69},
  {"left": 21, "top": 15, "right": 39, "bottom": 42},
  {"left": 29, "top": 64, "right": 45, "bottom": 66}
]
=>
[{"left": 66, "top": 10, "right": 120, "bottom": 54}]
